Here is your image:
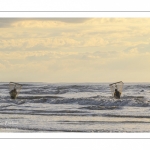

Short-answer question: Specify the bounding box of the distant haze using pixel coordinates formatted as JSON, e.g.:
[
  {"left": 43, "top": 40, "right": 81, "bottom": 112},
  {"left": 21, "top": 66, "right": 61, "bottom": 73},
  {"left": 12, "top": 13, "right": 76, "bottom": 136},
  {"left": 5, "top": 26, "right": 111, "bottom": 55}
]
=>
[{"left": 0, "top": 18, "right": 150, "bottom": 83}]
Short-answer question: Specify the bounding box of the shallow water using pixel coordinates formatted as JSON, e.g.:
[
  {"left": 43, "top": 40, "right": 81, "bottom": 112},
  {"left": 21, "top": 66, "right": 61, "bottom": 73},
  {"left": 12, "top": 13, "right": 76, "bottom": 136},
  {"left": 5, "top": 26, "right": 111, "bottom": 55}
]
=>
[{"left": 0, "top": 82, "right": 150, "bottom": 132}]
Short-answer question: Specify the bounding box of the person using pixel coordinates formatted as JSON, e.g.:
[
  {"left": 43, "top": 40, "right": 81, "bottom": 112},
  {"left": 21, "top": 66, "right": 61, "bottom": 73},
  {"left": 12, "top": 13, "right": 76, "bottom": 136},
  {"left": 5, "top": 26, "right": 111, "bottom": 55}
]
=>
[
  {"left": 10, "top": 88, "right": 17, "bottom": 99},
  {"left": 114, "top": 89, "right": 121, "bottom": 99}
]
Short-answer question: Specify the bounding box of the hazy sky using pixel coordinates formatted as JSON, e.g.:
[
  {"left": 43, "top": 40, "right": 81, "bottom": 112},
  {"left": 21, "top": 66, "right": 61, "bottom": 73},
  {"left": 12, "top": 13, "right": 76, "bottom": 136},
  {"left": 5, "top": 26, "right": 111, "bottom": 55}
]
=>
[{"left": 0, "top": 18, "right": 150, "bottom": 83}]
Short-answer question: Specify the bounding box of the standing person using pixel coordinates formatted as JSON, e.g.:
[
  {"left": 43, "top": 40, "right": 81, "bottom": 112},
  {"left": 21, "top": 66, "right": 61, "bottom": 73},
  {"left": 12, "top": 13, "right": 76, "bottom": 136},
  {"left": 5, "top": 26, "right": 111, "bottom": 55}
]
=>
[{"left": 114, "top": 89, "right": 121, "bottom": 99}]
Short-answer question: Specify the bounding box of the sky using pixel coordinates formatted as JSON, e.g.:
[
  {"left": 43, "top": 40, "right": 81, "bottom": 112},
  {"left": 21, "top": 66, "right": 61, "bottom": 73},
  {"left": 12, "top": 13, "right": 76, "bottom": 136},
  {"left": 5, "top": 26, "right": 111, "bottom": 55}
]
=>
[{"left": 0, "top": 18, "right": 150, "bottom": 83}]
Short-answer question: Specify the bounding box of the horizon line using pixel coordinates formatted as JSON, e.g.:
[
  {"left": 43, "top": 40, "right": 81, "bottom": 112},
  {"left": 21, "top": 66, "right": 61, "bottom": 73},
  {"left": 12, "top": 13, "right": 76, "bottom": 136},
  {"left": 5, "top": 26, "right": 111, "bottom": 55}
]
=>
[{"left": 0, "top": 81, "right": 150, "bottom": 84}]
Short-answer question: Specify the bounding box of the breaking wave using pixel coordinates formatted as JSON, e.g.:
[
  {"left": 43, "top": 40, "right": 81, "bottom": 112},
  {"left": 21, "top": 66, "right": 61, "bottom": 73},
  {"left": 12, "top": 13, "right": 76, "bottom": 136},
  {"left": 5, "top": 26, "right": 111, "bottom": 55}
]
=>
[
  {"left": 1, "top": 95, "right": 148, "bottom": 108},
  {"left": 0, "top": 82, "right": 150, "bottom": 108}
]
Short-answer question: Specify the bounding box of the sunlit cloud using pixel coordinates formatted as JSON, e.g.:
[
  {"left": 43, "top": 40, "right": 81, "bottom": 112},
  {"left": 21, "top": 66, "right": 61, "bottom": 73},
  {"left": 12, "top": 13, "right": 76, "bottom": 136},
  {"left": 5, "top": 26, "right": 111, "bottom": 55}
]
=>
[{"left": 0, "top": 18, "right": 150, "bottom": 82}]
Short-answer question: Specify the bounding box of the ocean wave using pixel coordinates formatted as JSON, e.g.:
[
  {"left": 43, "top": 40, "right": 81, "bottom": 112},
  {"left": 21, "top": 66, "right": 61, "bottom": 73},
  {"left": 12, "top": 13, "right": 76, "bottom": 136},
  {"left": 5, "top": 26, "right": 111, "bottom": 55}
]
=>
[
  {"left": 1, "top": 83, "right": 150, "bottom": 108},
  {"left": 79, "top": 106, "right": 120, "bottom": 110},
  {"left": 3, "top": 95, "right": 149, "bottom": 107},
  {"left": 19, "top": 84, "right": 109, "bottom": 95},
  {"left": 103, "top": 114, "right": 150, "bottom": 118}
]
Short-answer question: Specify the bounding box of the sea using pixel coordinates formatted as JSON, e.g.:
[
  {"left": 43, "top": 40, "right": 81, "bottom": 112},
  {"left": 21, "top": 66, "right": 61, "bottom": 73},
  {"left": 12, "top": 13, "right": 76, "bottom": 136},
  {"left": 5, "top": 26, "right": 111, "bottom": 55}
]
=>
[{"left": 0, "top": 82, "right": 150, "bottom": 133}]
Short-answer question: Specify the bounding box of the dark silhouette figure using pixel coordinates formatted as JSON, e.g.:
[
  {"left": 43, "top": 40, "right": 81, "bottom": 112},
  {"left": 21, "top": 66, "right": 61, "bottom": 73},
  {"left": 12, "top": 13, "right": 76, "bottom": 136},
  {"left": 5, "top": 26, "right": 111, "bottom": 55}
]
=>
[
  {"left": 114, "top": 89, "right": 121, "bottom": 99},
  {"left": 10, "top": 88, "right": 17, "bottom": 99}
]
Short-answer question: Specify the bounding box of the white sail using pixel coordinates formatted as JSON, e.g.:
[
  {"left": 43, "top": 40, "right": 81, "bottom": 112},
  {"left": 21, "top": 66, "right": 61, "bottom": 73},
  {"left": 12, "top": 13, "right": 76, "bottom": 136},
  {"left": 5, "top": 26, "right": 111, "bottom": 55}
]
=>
[
  {"left": 109, "top": 81, "right": 124, "bottom": 98},
  {"left": 9, "top": 82, "right": 22, "bottom": 99}
]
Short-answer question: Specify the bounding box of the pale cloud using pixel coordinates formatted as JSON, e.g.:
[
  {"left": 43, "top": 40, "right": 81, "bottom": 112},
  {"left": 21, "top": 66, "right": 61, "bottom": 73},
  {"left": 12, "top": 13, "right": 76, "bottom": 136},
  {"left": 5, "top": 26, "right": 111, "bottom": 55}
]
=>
[
  {"left": 0, "top": 18, "right": 91, "bottom": 28},
  {"left": 1, "top": 18, "right": 150, "bottom": 82},
  {"left": 0, "top": 63, "right": 5, "bottom": 70},
  {"left": 11, "top": 19, "right": 91, "bottom": 28},
  {"left": 0, "top": 37, "right": 80, "bottom": 50}
]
